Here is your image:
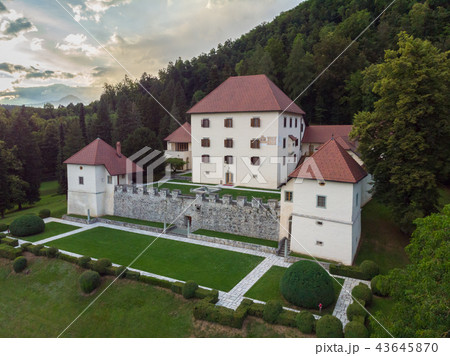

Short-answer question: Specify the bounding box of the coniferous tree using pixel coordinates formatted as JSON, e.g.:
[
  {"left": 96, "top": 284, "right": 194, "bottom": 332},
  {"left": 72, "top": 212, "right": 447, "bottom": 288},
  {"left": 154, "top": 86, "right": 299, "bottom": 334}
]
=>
[
  {"left": 40, "top": 120, "right": 59, "bottom": 180},
  {"left": 57, "top": 123, "right": 67, "bottom": 195},
  {"left": 63, "top": 119, "right": 85, "bottom": 159},
  {"left": 0, "top": 143, "right": 9, "bottom": 218},
  {"left": 95, "top": 98, "right": 112, "bottom": 144},
  {"left": 79, "top": 103, "right": 87, "bottom": 144}
]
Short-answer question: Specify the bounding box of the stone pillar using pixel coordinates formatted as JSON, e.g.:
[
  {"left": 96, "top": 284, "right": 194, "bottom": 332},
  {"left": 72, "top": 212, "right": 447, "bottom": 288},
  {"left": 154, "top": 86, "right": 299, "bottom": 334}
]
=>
[
  {"left": 172, "top": 189, "right": 181, "bottom": 199},
  {"left": 237, "top": 196, "right": 247, "bottom": 207},
  {"left": 268, "top": 199, "right": 278, "bottom": 210},
  {"left": 222, "top": 195, "right": 232, "bottom": 205},
  {"left": 252, "top": 197, "right": 262, "bottom": 208},
  {"left": 208, "top": 193, "right": 218, "bottom": 203},
  {"left": 160, "top": 188, "right": 169, "bottom": 199},
  {"left": 195, "top": 193, "right": 205, "bottom": 201}
]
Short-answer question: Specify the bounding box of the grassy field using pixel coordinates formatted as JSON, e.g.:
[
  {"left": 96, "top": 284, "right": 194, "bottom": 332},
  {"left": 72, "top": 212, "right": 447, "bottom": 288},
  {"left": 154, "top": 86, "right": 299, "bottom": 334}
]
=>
[
  {"left": 47, "top": 227, "right": 264, "bottom": 291},
  {"left": 366, "top": 295, "right": 396, "bottom": 337},
  {"left": 244, "top": 266, "right": 344, "bottom": 315},
  {"left": 19, "top": 222, "right": 81, "bottom": 242},
  {"left": 193, "top": 229, "right": 278, "bottom": 248},
  {"left": 1, "top": 181, "right": 67, "bottom": 225},
  {"left": 355, "top": 199, "right": 410, "bottom": 274},
  {"left": 0, "top": 256, "right": 305, "bottom": 337}
]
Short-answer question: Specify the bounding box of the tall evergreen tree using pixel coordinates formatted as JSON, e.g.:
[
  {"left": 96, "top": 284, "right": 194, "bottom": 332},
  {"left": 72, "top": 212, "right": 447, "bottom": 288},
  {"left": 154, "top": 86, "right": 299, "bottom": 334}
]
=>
[
  {"left": 63, "top": 119, "right": 85, "bottom": 159},
  {"left": 40, "top": 120, "right": 59, "bottom": 180},
  {"left": 57, "top": 123, "right": 67, "bottom": 195},
  {"left": 113, "top": 94, "right": 139, "bottom": 144},
  {"left": 0, "top": 143, "right": 9, "bottom": 218},
  {"left": 79, "top": 103, "right": 88, "bottom": 144},
  {"left": 95, "top": 98, "right": 112, "bottom": 144}
]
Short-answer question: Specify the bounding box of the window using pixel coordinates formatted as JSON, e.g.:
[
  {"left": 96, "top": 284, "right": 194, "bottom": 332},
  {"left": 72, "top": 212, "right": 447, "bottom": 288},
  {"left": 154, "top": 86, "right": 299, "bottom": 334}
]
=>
[
  {"left": 293, "top": 154, "right": 297, "bottom": 163},
  {"left": 356, "top": 193, "right": 359, "bottom": 207},
  {"left": 250, "top": 156, "right": 260, "bottom": 166},
  {"left": 283, "top": 117, "right": 287, "bottom": 127},
  {"left": 283, "top": 156, "right": 286, "bottom": 165},
  {"left": 250, "top": 138, "right": 260, "bottom": 149},
  {"left": 316, "top": 241, "right": 324, "bottom": 246},
  {"left": 317, "top": 195, "right": 326, "bottom": 208},
  {"left": 295, "top": 118, "right": 298, "bottom": 128},
  {"left": 224, "top": 118, "right": 233, "bottom": 128},
  {"left": 107, "top": 176, "right": 113, "bottom": 184},
  {"left": 201, "top": 118, "right": 210, "bottom": 128},
  {"left": 201, "top": 138, "right": 210, "bottom": 147},
  {"left": 251, "top": 117, "right": 261, "bottom": 127},
  {"left": 285, "top": 191, "right": 293, "bottom": 202},
  {"left": 175, "top": 143, "right": 189, "bottom": 151},
  {"left": 224, "top": 155, "right": 233, "bottom": 164},
  {"left": 283, "top": 138, "right": 286, "bottom": 149},
  {"left": 290, "top": 118, "right": 293, "bottom": 128},
  {"left": 79, "top": 177, "right": 84, "bottom": 185},
  {"left": 224, "top": 138, "right": 233, "bottom": 148},
  {"left": 202, "top": 155, "right": 210, "bottom": 163},
  {"left": 301, "top": 123, "right": 304, "bottom": 132},
  {"left": 316, "top": 221, "right": 323, "bottom": 226}
]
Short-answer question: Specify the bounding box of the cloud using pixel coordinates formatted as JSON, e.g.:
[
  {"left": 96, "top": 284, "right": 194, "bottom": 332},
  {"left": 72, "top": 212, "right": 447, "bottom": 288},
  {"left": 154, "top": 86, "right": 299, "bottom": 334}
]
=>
[
  {"left": 30, "top": 37, "right": 44, "bottom": 51},
  {"left": 0, "top": 62, "right": 27, "bottom": 73},
  {"left": 25, "top": 70, "right": 75, "bottom": 80},
  {"left": 56, "top": 33, "right": 100, "bottom": 57},
  {"left": 0, "top": 1, "right": 7, "bottom": 13},
  {"left": 0, "top": 62, "right": 76, "bottom": 81},
  {"left": 4, "top": 17, "right": 33, "bottom": 35},
  {"left": 69, "top": 0, "right": 132, "bottom": 23}
]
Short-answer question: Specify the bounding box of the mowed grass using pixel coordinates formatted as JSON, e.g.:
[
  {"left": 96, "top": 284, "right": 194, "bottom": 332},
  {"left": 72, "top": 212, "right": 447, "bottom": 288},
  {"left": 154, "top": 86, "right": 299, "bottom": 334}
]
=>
[
  {"left": 47, "top": 227, "right": 264, "bottom": 291},
  {"left": 101, "top": 215, "right": 172, "bottom": 229},
  {"left": 244, "top": 266, "right": 344, "bottom": 315},
  {"left": 19, "top": 222, "right": 81, "bottom": 242},
  {"left": 193, "top": 229, "right": 278, "bottom": 248},
  {"left": 0, "top": 257, "right": 306, "bottom": 338},
  {"left": 355, "top": 198, "right": 410, "bottom": 274},
  {"left": 1, "top": 181, "right": 67, "bottom": 225}
]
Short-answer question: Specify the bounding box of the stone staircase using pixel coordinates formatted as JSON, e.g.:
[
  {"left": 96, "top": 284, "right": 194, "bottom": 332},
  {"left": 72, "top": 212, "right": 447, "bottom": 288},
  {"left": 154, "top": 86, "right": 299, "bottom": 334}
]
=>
[{"left": 276, "top": 237, "right": 290, "bottom": 257}]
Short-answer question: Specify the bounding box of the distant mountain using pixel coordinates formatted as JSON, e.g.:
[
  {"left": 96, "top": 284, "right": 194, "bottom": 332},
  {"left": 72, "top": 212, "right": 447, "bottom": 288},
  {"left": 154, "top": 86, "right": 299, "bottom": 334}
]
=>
[{"left": 53, "top": 95, "right": 83, "bottom": 106}]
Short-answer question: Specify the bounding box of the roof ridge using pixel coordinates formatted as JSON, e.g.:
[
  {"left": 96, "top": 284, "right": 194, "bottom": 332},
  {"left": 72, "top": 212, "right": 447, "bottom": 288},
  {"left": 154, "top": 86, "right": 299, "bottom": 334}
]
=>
[{"left": 262, "top": 75, "right": 283, "bottom": 111}]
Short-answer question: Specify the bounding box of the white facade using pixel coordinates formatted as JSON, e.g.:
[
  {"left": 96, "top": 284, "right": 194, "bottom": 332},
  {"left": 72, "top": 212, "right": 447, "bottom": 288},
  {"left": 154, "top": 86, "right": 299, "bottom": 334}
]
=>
[
  {"left": 191, "top": 112, "right": 305, "bottom": 189},
  {"left": 67, "top": 164, "right": 130, "bottom": 217},
  {"left": 280, "top": 177, "right": 369, "bottom": 265}
]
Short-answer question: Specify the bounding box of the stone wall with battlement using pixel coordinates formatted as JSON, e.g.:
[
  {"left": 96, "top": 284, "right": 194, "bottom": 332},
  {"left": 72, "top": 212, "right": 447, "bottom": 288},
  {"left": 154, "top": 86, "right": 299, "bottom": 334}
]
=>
[{"left": 114, "top": 185, "right": 280, "bottom": 240}]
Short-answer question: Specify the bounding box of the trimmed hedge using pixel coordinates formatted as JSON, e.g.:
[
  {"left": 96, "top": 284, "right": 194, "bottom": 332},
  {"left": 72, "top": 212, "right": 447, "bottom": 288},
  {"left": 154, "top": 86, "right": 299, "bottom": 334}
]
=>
[
  {"left": 31, "top": 244, "right": 44, "bottom": 256},
  {"left": 360, "top": 260, "right": 380, "bottom": 280},
  {"left": 263, "top": 300, "right": 283, "bottom": 324},
  {"left": 105, "top": 265, "right": 127, "bottom": 277},
  {"left": 171, "top": 281, "right": 184, "bottom": 294},
  {"left": 59, "top": 253, "right": 79, "bottom": 264},
  {"left": 352, "top": 283, "right": 372, "bottom": 306},
  {"left": 280, "top": 260, "right": 335, "bottom": 309},
  {"left": 1, "top": 237, "right": 19, "bottom": 247},
  {"left": 248, "top": 302, "right": 264, "bottom": 319},
  {"left": 79, "top": 270, "right": 101, "bottom": 294},
  {"left": 38, "top": 209, "right": 51, "bottom": 219},
  {"left": 124, "top": 270, "right": 140, "bottom": 280},
  {"left": 93, "top": 258, "right": 112, "bottom": 275},
  {"left": 10, "top": 215, "right": 45, "bottom": 237},
  {"left": 45, "top": 246, "right": 59, "bottom": 258},
  {"left": 138, "top": 274, "right": 172, "bottom": 289},
  {"left": 13, "top": 256, "right": 27, "bottom": 273},
  {"left": 316, "top": 315, "right": 344, "bottom": 338},
  {"left": 182, "top": 280, "right": 198, "bottom": 299},
  {"left": 193, "top": 298, "right": 250, "bottom": 329},
  {"left": 371, "top": 275, "right": 390, "bottom": 297},
  {"left": 296, "top": 311, "right": 315, "bottom": 334},
  {"left": 0, "top": 244, "right": 22, "bottom": 260},
  {"left": 344, "top": 321, "right": 369, "bottom": 338},
  {"left": 0, "top": 223, "right": 8, "bottom": 232},
  {"left": 78, "top": 256, "right": 91, "bottom": 268},
  {"left": 329, "top": 264, "right": 367, "bottom": 280},
  {"left": 347, "top": 302, "right": 367, "bottom": 322},
  {"left": 0, "top": 233, "right": 6, "bottom": 238},
  {"left": 20, "top": 242, "right": 32, "bottom": 251},
  {"left": 276, "top": 310, "right": 297, "bottom": 328}
]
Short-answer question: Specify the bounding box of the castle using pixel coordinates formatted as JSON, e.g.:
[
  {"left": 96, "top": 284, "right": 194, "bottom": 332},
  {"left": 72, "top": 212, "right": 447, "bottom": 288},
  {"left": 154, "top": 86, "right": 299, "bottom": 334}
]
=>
[{"left": 65, "top": 75, "right": 372, "bottom": 265}]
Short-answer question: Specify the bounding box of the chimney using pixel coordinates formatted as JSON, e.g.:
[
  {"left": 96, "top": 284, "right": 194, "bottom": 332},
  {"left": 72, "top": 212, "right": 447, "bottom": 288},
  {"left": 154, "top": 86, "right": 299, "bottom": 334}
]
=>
[{"left": 116, "top": 142, "right": 122, "bottom": 157}]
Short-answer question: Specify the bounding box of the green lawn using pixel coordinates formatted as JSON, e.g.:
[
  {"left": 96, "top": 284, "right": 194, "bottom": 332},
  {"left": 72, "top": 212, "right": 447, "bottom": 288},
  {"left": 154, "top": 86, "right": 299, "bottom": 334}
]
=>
[
  {"left": 0, "top": 257, "right": 305, "bottom": 337},
  {"left": 1, "top": 181, "right": 67, "bottom": 225},
  {"left": 235, "top": 186, "right": 281, "bottom": 193},
  {"left": 47, "top": 227, "right": 264, "bottom": 291},
  {"left": 366, "top": 296, "right": 396, "bottom": 337},
  {"left": 244, "top": 265, "right": 344, "bottom": 315},
  {"left": 101, "top": 215, "right": 172, "bottom": 229},
  {"left": 355, "top": 199, "right": 410, "bottom": 274},
  {"left": 193, "top": 229, "right": 278, "bottom": 248},
  {"left": 18, "top": 222, "right": 81, "bottom": 242}
]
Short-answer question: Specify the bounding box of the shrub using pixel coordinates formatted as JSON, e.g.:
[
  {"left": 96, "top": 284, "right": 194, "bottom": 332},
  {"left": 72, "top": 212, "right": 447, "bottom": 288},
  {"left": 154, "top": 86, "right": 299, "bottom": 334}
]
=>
[
  {"left": 248, "top": 303, "right": 265, "bottom": 318},
  {"left": 45, "top": 246, "right": 59, "bottom": 258},
  {"left": 78, "top": 256, "right": 91, "bottom": 268},
  {"left": 124, "top": 270, "right": 140, "bottom": 280},
  {"left": 371, "top": 275, "right": 390, "bottom": 297},
  {"left": 93, "top": 258, "right": 112, "bottom": 275},
  {"left": 263, "top": 300, "right": 283, "bottom": 324},
  {"left": 31, "top": 244, "right": 44, "bottom": 256},
  {"left": 105, "top": 265, "right": 127, "bottom": 277},
  {"left": 329, "top": 264, "right": 367, "bottom": 280},
  {"left": 352, "top": 283, "right": 372, "bottom": 306},
  {"left": 171, "top": 281, "right": 184, "bottom": 294},
  {"left": 79, "top": 270, "right": 101, "bottom": 294},
  {"left": 276, "top": 310, "right": 298, "bottom": 328},
  {"left": 0, "top": 223, "right": 7, "bottom": 232},
  {"left": 1, "top": 237, "right": 19, "bottom": 247},
  {"left": 296, "top": 311, "right": 315, "bottom": 334},
  {"left": 0, "top": 245, "right": 22, "bottom": 260},
  {"left": 182, "top": 280, "right": 198, "bottom": 299},
  {"left": 38, "top": 209, "right": 51, "bottom": 219},
  {"left": 13, "top": 256, "right": 27, "bottom": 273},
  {"left": 20, "top": 242, "right": 32, "bottom": 252},
  {"left": 316, "top": 315, "right": 344, "bottom": 338},
  {"left": 194, "top": 287, "right": 216, "bottom": 301},
  {"left": 59, "top": 253, "right": 79, "bottom": 264},
  {"left": 9, "top": 215, "right": 45, "bottom": 237},
  {"left": 138, "top": 274, "right": 171, "bottom": 288},
  {"left": 344, "top": 321, "right": 369, "bottom": 338},
  {"left": 347, "top": 302, "right": 368, "bottom": 322},
  {"left": 193, "top": 299, "right": 250, "bottom": 329},
  {"left": 0, "top": 232, "right": 6, "bottom": 238},
  {"left": 280, "top": 260, "right": 335, "bottom": 309},
  {"left": 360, "top": 260, "right": 380, "bottom": 279}
]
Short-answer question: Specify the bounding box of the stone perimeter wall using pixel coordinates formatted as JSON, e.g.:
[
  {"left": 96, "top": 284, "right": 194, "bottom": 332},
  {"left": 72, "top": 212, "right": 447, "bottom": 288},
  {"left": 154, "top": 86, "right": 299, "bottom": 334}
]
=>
[{"left": 113, "top": 185, "right": 280, "bottom": 241}]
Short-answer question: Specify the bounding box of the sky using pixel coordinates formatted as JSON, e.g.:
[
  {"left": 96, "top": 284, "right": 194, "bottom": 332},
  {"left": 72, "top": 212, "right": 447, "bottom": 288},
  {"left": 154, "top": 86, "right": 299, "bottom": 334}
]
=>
[{"left": 0, "top": 0, "right": 300, "bottom": 106}]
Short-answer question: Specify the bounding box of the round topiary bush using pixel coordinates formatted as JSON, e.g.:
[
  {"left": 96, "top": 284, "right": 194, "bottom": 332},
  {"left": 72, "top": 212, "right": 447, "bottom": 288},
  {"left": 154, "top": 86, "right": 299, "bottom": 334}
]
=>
[
  {"left": 344, "top": 321, "right": 369, "bottom": 338},
  {"left": 360, "top": 260, "right": 380, "bottom": 279},
  {"left": 280, "top": 260, "right": 335, "bottom": 309},
  {"left": 352, "top": 283, "right": 372, "bottom": 306},
  {"left": 316, "top": 315, "right": 343, "bottom": 338},
  {"left": 45, "top": 246, "right": 59, "bottom": 258},
  {"left": 38, "top": 209, "right": 51, "bottom": 219},
  {"left": 0, "top": 223, "right": 7, "bottom": 232},
  {"left": 296, "top": 311, "right": 315, "bottom": 334},
  {"left": 371, "top": 275, "right": 390, "bottom": 297},
  {"left": 79, "top": 270, "right": 101, "bottom": 294},
  {"left": 347, "top": 302, "right": 367, "bottom": 322},
  {"left": 182, "top": 280, "right": 198, "bottom": 299},
  {"left": 9, "top": 215, "right": 45, "bottom": 237},
  {"left": 263, "top": 300, "right": 283, "bottom": 324},
  {"left": 78, "top": 256, "right": 91, "bottom": 268},
  {"left": 93, "top": 258, "right": 112, "bottom": 275},
  {"left": 13, "top": 256, "right": 27, "bottom": 273}
]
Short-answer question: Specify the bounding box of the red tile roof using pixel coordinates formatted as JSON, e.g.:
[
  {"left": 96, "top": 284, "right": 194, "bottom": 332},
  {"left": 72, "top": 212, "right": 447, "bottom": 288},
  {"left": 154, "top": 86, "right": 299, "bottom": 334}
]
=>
[
  {"left": 302, "top": 125, "right": 353, "bottom": 143},
  {"left": 289, "top": 138, "right": 367, "bottom": 183},
  {"left": 187, "top": 74, "right": 305, "bottom": 115},
  {"left": 164, "top": 122, "right": 191, "bottom": 143},
  {"left": 64, "top": 138, "right": 143, "bottom": 175}
]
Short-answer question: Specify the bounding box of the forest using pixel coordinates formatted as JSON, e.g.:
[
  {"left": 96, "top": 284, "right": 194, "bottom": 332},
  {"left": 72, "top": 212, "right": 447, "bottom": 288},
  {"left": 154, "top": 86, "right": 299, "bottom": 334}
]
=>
[{"left": 0, "top": 0, "right": 448, "bottom": 218}]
